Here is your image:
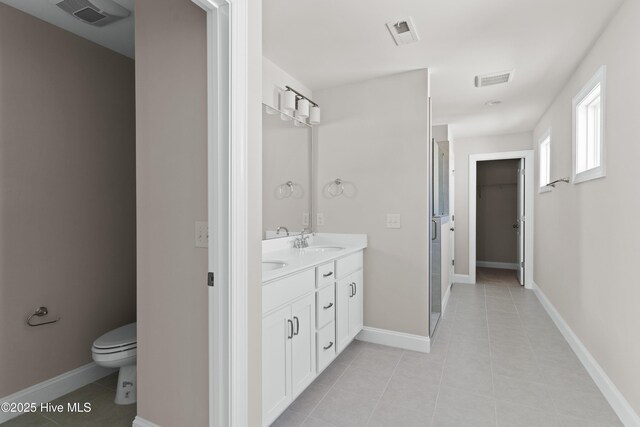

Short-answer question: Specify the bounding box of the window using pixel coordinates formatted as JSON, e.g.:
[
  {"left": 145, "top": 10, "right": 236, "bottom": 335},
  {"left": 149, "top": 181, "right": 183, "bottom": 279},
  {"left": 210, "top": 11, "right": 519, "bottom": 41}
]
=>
[
  {"left": 539, "top": 130, "right": 551, "bottom": 192},
  {"left": 573, "top": 66, "right": 606, "bottom": 183}
]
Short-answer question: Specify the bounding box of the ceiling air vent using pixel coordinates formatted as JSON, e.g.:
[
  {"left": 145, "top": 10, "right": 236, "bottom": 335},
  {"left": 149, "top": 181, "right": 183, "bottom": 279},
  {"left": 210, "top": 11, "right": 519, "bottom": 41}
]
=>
[
  {"left": 386, "top": 17, "right": 420, "bottom": 46},
  {"left": 474, "top": 70, "right": 515, "bottom": 88},
  {"left": 53, "top": 0, "right": 131, "bottom": 27}
]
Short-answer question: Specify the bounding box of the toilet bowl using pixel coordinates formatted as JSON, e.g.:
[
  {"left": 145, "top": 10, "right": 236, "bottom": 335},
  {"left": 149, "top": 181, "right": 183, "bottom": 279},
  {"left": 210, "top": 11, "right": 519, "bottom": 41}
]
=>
[{"left": 92, "top": 322, "right": 137, "bottom": 405}]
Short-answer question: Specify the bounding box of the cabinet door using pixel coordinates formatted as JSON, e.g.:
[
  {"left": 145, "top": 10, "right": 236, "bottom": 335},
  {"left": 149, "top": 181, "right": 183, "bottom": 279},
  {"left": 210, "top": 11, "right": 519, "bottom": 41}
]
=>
[
  {"left": 290, "top": 293, "right": 316, "bottom": 397},
  {"left": 348, "top": 269, "right": 364, "bottom": 340},
  {"left": 336, "top": 277, "right": 352, "bottom": 353},
  {"left": 262, "top": 306, "right": 292, "bottom": 426}
]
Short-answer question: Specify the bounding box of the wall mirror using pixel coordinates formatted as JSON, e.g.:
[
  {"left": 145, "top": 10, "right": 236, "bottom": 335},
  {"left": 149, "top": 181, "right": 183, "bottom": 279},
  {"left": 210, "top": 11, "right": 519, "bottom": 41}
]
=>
[{"left": 262, "top": 104, "right": 313, "bottom": 239}]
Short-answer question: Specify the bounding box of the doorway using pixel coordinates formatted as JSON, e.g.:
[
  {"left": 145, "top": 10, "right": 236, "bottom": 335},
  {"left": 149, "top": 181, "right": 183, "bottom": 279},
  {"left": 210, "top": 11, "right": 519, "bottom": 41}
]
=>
[
  {"left": 468, "top": 151, "right": 534, "bottom": 288},
  {"left": 475, "top": 159, "right": 522, "bottom": 285}
]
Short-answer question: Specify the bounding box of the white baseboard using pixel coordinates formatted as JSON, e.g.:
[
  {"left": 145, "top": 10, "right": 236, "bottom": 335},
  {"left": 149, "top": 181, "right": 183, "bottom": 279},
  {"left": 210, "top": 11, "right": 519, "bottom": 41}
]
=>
[
  {"left": 0, "top": 362, "right": 115, "bottom": 423},
  {"left": 453, "top": 274, "right": 474, "bottom": 284},
  {"left": 442, "top": 283, "right": 452, "bottom": 316},
  {"left": 356, "top": 326, "right": 430, "bottom": 353},
  {"left": 476, "top": 261, "right": 518, "bottom": 270},
  {"left": 532, "top": 282, "right": 640, "bottom": 427},
  {"left": 133, "top": 416, "right": 162, "bottom": 427}
]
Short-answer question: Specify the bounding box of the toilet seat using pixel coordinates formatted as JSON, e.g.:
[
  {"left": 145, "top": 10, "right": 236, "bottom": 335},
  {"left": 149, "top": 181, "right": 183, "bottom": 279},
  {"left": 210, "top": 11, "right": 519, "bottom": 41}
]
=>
[{"left": 92, "top": 322, "right": 136, "bottom": 349}]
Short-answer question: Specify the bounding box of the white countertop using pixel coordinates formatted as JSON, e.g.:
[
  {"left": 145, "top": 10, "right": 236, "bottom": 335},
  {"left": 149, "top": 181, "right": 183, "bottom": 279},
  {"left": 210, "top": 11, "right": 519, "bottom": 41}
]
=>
[{"left": 262, "top": 233, "right": 367, "bottom": 284}]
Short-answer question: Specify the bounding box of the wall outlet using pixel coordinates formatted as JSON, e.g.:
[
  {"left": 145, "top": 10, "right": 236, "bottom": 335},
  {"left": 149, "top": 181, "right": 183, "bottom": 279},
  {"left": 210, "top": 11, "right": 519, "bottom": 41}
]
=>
[
  {"left": 316, "top": 213, "right": 325, "bottom": 226},
  {"left": 195, "top": 221, "right": 208, "bottom": 248},
  {"left": 386, "top": 214, "right": 401, "bottom": 229},
  {"left": 302, "top": 212, "right": 310, "bottom": 226}
]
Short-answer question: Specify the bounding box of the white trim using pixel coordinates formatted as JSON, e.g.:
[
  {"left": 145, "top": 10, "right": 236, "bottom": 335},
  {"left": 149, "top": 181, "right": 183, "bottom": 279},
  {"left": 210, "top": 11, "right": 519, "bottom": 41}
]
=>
[
  {"left": 356, "top": 327, "right": 430, "bottom": 353},
  {"left": 441, "top": 283, "right": 452, "bottom": 316},
  {"left": 133, "top": 416, "right": 162, "bottom": 427},
  {"left": 190, "top": 0, "right": 249, "bottom": 426},
  {"left": 572, "top": 65, "right": 607, "bottom": 185},
  {"left": 0, "top": 363, "right": 114, "bottom": 424},
  {"left": 476, "top": 261, "right": 519, "bottom": 270},
  {"left": 538, "top": 128, "right": 552, "bottom": 193},
  {"left": 532, "top": 282, "right": 640, "bottom": 427},
  {"left": 453, "top": 273, "right": 474, "bottom": 284},
  {"left": 469, "top": 150, "right": 534, "bottom": 289}
]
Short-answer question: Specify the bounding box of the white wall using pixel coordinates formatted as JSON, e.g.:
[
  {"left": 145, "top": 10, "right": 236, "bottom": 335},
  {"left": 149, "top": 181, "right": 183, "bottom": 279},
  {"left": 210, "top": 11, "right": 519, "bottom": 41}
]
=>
[
  {"left": 533, "top": 0, "right": 640, "bottom": 418},
  {"left": 453, "top": 132, "right": 533, "bottom": 277},
  {"left": 314, "top": 70, "right": 431, "bottom": 337},
  {"left": 262, "top": 56, "right": 312, "bottom": 109}
]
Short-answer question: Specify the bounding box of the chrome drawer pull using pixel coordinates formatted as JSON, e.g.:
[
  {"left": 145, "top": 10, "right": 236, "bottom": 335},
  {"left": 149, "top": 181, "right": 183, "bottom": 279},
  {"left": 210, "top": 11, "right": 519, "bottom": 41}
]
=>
[
  {"left": 322, "top": 272, "right": 334, "bottom": 278},
  {"left": 323, "top": 341, "right": 334, "bottom": 350},
  {"left": 323, "top": 302, "right": 334, "bottom": 310}
]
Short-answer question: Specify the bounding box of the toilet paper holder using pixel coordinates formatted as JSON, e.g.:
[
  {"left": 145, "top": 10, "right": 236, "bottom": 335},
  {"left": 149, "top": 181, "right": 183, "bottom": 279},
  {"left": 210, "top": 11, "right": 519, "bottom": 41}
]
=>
[{"left": 27, "top": 306, "right": 61, "bottom": 327}]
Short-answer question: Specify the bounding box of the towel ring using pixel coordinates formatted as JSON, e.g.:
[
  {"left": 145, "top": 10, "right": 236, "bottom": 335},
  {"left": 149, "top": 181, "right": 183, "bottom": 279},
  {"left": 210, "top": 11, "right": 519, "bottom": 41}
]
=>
[
  {"left": 327, "top": 179, "right": 344, "bottom": 197},
  {"left": 27, "top": 306, "right": 61, "bottom": 327},
  {"left": 278, "top": 181, "right": 295, "bottom": 198}
]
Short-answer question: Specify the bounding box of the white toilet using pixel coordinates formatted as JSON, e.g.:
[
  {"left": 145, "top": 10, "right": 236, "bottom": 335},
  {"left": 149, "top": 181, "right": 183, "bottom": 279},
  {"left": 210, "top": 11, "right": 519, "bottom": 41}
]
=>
[{"left": 91, "top": 322, "right": 137, "bottom": 405}]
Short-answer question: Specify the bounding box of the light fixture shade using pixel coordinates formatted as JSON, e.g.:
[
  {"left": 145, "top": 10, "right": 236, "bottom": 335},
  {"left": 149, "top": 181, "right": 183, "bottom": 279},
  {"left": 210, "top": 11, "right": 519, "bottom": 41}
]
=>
[
  {"left": 296, "top": 98, "right": 310, "bottom": 118},
  {"left": 281, "top": 90, "right": 296, "bottom": 113},
  {"left": 309, "top": 105, "right": 321, "bottom": 124}
]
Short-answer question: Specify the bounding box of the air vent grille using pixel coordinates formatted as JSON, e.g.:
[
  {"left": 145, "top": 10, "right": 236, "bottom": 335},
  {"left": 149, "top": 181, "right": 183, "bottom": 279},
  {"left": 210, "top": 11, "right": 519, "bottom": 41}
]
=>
[
  {"left": 54, "top": 0, "right": 130, "bottom": 27},
  {"left": 386, "top": 17, "right": 420, "bottom": 46},
  {"left": 475, "top": 71, "right": 514, "bottom": 88}
]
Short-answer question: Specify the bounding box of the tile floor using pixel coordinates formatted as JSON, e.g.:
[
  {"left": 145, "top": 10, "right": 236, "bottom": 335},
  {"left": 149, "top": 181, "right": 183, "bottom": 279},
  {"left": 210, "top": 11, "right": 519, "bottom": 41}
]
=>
[
  {"left": 271, "top": 268, "right": 622, "bottom": 427},
  {"left": 1, "top": 373, "right": 135, "bottom": 427}
]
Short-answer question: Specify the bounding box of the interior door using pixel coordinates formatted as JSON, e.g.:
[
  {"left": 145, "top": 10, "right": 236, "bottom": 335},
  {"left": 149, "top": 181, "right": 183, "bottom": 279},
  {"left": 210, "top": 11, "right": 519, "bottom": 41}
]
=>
[
  {"left": 516, "top": 158, "right": 525, "bottom": 285},
  {"left": 449, "top": 140, "right": 455, "bottom": 283},
  {"left": 290, "top": 294, "right": 316, "bottom": 397}
]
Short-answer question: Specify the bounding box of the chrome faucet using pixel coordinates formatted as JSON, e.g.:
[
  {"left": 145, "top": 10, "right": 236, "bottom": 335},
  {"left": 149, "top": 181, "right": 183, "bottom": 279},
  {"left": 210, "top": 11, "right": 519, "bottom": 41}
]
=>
[
  {"left": 293, "top": 228, "right": 311, "bottom": 249},
  {"left": 276, "top": 226, "right": 289, "bottom": 236}
]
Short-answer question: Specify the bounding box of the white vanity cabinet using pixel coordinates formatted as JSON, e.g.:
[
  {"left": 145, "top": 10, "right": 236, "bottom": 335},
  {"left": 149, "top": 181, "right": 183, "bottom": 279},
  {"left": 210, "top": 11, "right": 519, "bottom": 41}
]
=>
[
  {"left": 262, "top": 271, "right": 317, "bottom": 426},
  {"left": 335, "top": 252, "right": 364, "bottom": 353},
  {"left": 262, "top": 244, "right": 365, "bottom": 426}
]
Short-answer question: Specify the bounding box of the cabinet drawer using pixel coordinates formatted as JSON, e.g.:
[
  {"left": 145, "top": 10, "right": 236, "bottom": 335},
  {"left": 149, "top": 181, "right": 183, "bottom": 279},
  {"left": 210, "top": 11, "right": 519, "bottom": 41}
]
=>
[
  {"left": 336, "top": 251, "right": 363, "bottom": 279},
  {"left": 316, "top": 321, "right": 336, "bottom": 373},
  {"left": 316, "top": 284, "right": 335, "bottom": 329},
  {"left": 316, "top": 262, "right": 335, "bottom": 288},
  {"left": 263, "top": 269, "right": 315, "bottom": 314}
]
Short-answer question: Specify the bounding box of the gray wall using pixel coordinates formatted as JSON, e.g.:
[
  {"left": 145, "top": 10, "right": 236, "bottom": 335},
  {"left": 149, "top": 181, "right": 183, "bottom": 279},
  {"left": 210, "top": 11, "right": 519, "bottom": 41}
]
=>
[
  {"left": 135, "top": 0, "right": 264, "bottom": 424},
  {"left": 476, "top": 160, "right": 519, "bottom": 264},
  {"left": 534, "top": 0, "right": 640, "bottom": 416},
  {"left": 314, "top": 70, "right": 431, "bottom": 337},
  {"left": 0, "top": 3, "right": 136, "bottom": 397},
  {"left": 135, "top": 1, "right": 208, "bottom": 425},
  {"left": 453, "top": 133, "right": 532, "bottom": 276}
]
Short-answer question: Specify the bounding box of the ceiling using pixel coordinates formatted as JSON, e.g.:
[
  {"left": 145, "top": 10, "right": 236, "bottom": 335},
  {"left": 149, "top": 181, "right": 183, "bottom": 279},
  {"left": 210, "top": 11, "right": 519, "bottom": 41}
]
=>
[
  {"left": 264, "top": 0, "right": 624, "bottom": 138},
  {"left": 0, "top": 0, "right": 134, "bottom": 58}
]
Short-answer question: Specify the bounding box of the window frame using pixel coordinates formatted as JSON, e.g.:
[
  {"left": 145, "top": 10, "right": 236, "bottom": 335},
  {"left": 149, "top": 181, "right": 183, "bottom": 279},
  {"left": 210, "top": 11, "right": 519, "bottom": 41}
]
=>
[
  {"left": 572, "top": 66, "right": 606, "bottom": 184},
  {"left": 538, "top": 129, "right": 552, "bottom": 193}
]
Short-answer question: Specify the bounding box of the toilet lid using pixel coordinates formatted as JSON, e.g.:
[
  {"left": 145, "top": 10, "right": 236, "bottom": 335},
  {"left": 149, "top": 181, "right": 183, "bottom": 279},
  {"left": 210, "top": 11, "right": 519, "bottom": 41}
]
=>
[{"left": 93, "top": 322, "right": 136, "bottom": 349}]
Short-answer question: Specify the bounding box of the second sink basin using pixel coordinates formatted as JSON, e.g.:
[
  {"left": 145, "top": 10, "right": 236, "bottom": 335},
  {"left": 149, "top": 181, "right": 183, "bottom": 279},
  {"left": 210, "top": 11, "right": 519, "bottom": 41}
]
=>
[
  {"left": 262, "top": 261, "right": 288, "bottom": 272},
  {"left": 303, "top": 246, "right": 345, "bottom": 253}
]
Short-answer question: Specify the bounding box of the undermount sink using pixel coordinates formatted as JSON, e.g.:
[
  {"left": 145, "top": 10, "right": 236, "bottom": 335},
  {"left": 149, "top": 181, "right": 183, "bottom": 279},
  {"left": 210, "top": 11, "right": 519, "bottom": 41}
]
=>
[
  {"left": 262, "top": 261, "right": 288, "bottom": 272},
  {"left": 303, "top": 246, "right": 345, "bottom": 253}
]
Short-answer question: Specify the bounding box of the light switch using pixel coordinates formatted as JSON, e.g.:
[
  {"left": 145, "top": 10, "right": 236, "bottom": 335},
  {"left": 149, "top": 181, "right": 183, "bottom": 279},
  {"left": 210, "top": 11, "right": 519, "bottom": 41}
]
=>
[
  {"left": 195, "top": 221, "right": 208, "bottom": 248},
  {"left": 386, "top": 214, "right": 401, "bottom": 229},
  {"left": 302, "top": 212, "right": 310, "bottom": 226},
  {"left": 316, "top": 213, "right": 325, "bottom": 226}
]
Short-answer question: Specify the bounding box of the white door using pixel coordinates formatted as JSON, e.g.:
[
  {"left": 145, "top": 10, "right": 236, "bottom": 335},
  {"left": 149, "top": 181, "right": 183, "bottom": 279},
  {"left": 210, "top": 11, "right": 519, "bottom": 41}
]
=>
[
  {"left": 262, "top": 306, "right": 292, "bottom": 426},
  {"left": 348, "top": 270, "right": 364, "bottom": 339},
  {"left": 336, "top": 277, "right": 351, "bottom": 353},
  {"left": 449, "top": 139, "right": 455, "bottom": 283},
  {"left": 516, "top": 158, "right": 525, "bottom": 285},
  {"left": 290, "top": 294, "right": 316, "bottom": 397}
]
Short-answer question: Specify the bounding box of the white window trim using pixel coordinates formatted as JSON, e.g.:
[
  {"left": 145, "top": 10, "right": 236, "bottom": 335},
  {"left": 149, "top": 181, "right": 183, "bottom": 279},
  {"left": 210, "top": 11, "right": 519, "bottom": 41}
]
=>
[
  {"left": 538, "top": 128, "right": 552, "bottom": 193},
  {"left": 572, "top": 65, "right": 606, "bottom": 184}
]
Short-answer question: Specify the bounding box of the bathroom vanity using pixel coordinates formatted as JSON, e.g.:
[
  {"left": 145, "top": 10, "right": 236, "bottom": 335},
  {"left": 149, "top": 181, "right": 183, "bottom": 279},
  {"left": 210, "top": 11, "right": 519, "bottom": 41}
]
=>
[{"left": 262, "top": 233, "right": 367, "bottom": 426}]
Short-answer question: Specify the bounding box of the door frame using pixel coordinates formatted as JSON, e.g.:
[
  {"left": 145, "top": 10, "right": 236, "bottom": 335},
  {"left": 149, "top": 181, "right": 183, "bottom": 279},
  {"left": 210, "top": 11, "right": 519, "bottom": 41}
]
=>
[
  {"left": 190, "top": 0, "right": 249, "bottom": 426},
  {"left": 468, "top": 150, "right": 534, "bottom": 288}
]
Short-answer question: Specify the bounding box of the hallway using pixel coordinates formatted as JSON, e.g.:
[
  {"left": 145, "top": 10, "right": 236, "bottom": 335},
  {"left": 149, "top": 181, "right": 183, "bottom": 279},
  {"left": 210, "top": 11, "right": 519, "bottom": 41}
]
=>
[{"left": 272, "top": 270, "right": 622, "bottom": 426}]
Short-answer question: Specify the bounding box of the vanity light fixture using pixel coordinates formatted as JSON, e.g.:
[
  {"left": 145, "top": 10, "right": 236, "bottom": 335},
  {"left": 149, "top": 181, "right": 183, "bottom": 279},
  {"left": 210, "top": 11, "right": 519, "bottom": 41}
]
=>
[{"left": 285, "top": 86, "right": 321, "bottom": 125}]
